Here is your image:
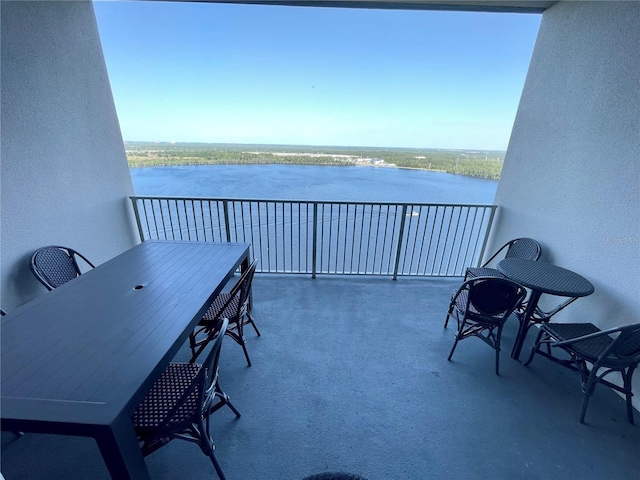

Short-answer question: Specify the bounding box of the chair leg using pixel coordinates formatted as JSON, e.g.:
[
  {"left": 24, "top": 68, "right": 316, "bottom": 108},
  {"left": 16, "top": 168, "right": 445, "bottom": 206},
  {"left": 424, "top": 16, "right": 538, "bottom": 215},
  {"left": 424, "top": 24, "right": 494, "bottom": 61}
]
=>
[
  {"left": 241, "top": 342, "right": 252, "bottom": 367},
  {"left": 523, "top": 327, "right": 545, "bottom": 367},
  {"left": 214, "top": 381, "right": 242, "bottom": 418},
  {"left": 444, "top": 303, "right": 455, "bottom": 328},
  {"left": 196, "top": 417, "right": 227, "bottom": 480},
  {"left": 579, "top": 392, "right": 592, "bottom": 424},
  {"left": 578, "top": 362, "right": 597, "bottom": 424},
  {"left": 447, "top": 322, "right": 464, "bottom": 362},
  {"left": 209, "top": 451, "right": 227, "bottom": 480},
  {"left": 246, "top": 312, "right": 261, "bottom": 336},
  {"left": 225, "top": 329, "right": 252, "bottom": 367},
  {"left": 623, "top": 365, "right": 637, "bottom": 425},
  {"left": 447, "top": 337, "right": 459, "bottom": 362},
  {"left": 494, "top": 325, "right": 503, "bottom": 376}
]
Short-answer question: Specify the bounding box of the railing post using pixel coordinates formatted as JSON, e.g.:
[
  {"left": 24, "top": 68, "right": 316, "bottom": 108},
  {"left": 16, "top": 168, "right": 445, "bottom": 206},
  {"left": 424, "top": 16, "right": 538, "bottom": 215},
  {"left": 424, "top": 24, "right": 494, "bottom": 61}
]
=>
[
  {"left": 392, "top": 204, "right": 408, "bottom": 281},
  {"left": 130, "top": 197, "right": 146, "bottom": 242},
  {"left": 311, "top": 202, "right": 318, "bottom": 279},
  {"left": 223, "top": 200, "right": 231, "bottom": 242}
]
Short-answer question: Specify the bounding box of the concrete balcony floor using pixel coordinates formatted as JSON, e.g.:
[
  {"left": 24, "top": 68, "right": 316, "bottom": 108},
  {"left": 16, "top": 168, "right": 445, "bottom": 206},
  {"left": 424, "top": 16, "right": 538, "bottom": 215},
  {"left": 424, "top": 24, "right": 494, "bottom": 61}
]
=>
[{"left": 2, "top": 275, "right": 639, "bottom": 479}]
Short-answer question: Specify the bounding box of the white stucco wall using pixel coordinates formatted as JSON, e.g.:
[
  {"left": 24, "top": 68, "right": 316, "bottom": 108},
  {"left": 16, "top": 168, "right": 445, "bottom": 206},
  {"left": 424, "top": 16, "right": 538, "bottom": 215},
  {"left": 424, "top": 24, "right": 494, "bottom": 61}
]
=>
[
  {"left": 1, "top": 1, "right": 138, "bottom": 310},
  {"left": 491, "top": 2, "right": 640, "bottom": 403}
]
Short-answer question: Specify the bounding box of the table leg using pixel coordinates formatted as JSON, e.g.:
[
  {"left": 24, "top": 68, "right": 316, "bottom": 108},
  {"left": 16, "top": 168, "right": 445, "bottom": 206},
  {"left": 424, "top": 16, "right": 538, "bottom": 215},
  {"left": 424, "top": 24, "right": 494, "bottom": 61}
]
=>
[
  {"left": 95, "top": 414, "right": 151, "bottom": 480},
  {"left": 241, "top": 253, "right": 252, "bottom": 312},
  {"left": 511, "top": 290, "right": 542, "bottom": 360}
]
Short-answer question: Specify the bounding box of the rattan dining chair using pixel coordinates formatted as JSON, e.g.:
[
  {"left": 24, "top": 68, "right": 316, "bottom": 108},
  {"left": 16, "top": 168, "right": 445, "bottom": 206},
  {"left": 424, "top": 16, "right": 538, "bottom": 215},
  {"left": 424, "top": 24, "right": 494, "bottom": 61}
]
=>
[
  {"left": 444, "top": 276, "right": 527, "bottom": 375},
  {"left": 133, "top": 318, "right": 240, "bottom": 480},
  {"left": 524, "top": 321, "right": 640, "bottom": 424},
  {"left": 30, "top": 245, "right": 95, "bottom": 290},
  {"left": 465, "top": 237, "right": 542, "bottom": 280},
  {"left": 189, "top": 260, "right": 259, "bottom": 365}
]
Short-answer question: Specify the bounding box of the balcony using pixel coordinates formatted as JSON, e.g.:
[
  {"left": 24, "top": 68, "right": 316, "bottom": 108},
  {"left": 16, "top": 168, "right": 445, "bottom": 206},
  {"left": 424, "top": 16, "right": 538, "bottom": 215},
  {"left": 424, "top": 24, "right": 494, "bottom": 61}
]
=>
[
  {"left": 2, "top": 274, "right": 638, "bottom": 479},
  {"left": 2, "top": 2, "right": 639, "bottom": 479}
]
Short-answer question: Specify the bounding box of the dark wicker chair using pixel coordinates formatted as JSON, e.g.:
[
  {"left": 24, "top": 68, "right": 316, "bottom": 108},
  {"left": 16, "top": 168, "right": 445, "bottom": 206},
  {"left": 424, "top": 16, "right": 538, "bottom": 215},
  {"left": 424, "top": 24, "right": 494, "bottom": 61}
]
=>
[
  {"left": 189, "top": 260, "right": 259, "bottom": 365},
  {"left": 465, "top": 237, "right": 542, "bottom": 280},
  {"left": 133, "top": 318, "right": 240, "bottom": 480},
  {"left": 524, "top": 321, "right": 640, "bottom": 424},
  {"left": 445, "top": 276, "right": 526, "bottom": 375},
  {"left": 514, "top": 295, "right": 581, "bottom": 355},
  {"left": 30, "top": 245, "right": 95, "bottom": 290}
]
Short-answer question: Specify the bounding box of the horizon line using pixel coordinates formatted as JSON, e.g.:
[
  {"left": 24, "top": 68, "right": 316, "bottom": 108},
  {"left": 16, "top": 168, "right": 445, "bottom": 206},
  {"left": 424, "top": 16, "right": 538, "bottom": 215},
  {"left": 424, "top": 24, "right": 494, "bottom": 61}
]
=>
[{"left": 123, "top": 140, "right": 507, "bottom": 153}]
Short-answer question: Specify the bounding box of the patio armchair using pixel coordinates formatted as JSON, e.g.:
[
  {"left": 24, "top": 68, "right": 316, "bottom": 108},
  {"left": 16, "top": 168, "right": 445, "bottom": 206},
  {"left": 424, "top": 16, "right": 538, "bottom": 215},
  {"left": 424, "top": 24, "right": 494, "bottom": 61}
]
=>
[
  {"left": 189, "top": 260, "right": 259, "bottom": 365},
  {"left": 524, "top": 321, "right": 640, "bottom": 424},
  {"left": 444, "top": 277, "right": 526, "bottom": 375},
  {"left": 132, "top": 318, "right": 241, "bottom": 480},
  {"left": 465, "top": 237, "right": 541, "bottom": 280},
  {"left": 30, "top": 245, "right": 95, "bottom": 290}
]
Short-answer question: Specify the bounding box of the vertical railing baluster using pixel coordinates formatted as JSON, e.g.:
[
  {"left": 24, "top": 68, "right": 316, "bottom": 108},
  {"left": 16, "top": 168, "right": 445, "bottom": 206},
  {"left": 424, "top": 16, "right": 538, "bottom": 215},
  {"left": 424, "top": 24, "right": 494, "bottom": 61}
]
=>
[
  {"left": 158, "top": 199, "right": 168, "bottom": 239},
  {"left": 150, "top": 199, "right": 159, "bottom": 239},
  {"left": 476, "top": 206, "right": 496, "bottom": 267},
  {"left": 131, "top": 198, "right": 146, "bottom": 241},
  {"left": 415, "top": 205, "right": 430, "bottom": 275},
  {"left": 280, "top": 201, "right": 284, "bottom": 272},
  {"left": 445, "top": 206, "right": 463, "bottom": 275},
  {"left": 266, "top": 202, "right": 271, "bottom": 272},
  {"left": 392, "top": 204, "right": 408, "bottom": 280},
  {"left": 386, "top": 205, "right": 400, "bottom": 274},
  {"left": 312, "top": 202, "right": 318, "bottom": 278},
  {"left": 239, "top": 201, "right": 246, "bottom": 243},
  {"left": 141, "top": 199, "right": 149, "bottom": 239},
  {"left": 452, "top": 207, "right": 471, "bottom": 275},
  {"left": 223, "top": 200, "right": 231, "bottom": 242},
  {"left": 460, "top": 207, "right": 479, "bottom": 270}
]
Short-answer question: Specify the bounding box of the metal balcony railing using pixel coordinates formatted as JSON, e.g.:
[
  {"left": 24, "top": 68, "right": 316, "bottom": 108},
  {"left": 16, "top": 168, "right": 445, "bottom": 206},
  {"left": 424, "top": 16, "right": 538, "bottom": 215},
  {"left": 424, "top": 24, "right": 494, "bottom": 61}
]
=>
[{"left": 130, "top": 196, "right": 497, "bottom": 278}]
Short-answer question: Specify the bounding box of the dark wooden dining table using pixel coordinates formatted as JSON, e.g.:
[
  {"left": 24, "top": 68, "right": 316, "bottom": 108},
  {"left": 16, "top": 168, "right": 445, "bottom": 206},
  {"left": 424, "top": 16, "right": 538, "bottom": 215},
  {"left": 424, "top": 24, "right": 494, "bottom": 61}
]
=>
[
  {"left": 497, "top": 258, "right": 594, "bottom": 360},
  {"left": 1, "top": 240, "right": 250, "bottom": 479}
]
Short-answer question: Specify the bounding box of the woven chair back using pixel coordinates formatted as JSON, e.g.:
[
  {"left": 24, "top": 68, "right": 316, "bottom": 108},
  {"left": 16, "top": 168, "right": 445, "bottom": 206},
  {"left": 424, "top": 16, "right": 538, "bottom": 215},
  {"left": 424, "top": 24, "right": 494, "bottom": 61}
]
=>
[
  {"left": 467, "top": 278, "right": 526, "bottom": 318},
  {"left": 504, "top": 237, "right": 542, "bottom": 261}
]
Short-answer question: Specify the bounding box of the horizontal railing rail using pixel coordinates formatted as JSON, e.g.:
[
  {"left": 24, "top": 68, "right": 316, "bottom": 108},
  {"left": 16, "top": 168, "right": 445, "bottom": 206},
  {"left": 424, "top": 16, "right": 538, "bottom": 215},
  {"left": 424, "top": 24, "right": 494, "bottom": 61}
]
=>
[{"left": 130, "top": 196, "right": 497, "bottom": 278}]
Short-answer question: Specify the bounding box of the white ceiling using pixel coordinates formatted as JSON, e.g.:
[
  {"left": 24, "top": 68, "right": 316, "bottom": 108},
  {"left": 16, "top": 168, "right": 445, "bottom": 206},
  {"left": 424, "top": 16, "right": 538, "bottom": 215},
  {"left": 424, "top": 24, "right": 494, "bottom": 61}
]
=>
[{"left": 168, "top": 0, "right": 558, "bottom": 13}]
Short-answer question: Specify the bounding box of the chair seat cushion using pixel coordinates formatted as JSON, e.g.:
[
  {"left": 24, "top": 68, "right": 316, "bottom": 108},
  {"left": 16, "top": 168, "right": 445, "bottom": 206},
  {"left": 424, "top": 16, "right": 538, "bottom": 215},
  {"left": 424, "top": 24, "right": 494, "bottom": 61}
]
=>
[
  {"left": 201, "top": 292, "right": 240, "bottom": 324},
  {"left": 544, "top": 323, "right": 607, "bottom": 361},
  {"left": 132, "top": 363, "right": 202, "bottom": 431}
]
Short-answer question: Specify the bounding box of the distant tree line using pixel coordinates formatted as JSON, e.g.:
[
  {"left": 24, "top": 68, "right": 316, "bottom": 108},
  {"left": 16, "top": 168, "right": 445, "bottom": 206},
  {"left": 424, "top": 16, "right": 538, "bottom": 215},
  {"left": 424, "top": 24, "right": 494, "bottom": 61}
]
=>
[{"left": 125, "top": 142, "right": 505, "bottom": 180}]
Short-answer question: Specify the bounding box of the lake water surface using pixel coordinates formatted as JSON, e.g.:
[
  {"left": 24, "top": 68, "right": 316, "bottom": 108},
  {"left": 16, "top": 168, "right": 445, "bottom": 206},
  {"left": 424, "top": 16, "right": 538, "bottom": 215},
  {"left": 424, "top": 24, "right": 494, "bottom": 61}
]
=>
[{"left": 130, "top": 164, "right": 498, "bottom": 204}]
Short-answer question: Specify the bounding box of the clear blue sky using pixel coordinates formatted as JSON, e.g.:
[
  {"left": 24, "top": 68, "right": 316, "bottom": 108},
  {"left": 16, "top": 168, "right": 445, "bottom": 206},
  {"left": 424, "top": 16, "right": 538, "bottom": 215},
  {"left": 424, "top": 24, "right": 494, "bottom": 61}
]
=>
[{"left": 94, "top": 2, "right": 540, "bottom": 150}]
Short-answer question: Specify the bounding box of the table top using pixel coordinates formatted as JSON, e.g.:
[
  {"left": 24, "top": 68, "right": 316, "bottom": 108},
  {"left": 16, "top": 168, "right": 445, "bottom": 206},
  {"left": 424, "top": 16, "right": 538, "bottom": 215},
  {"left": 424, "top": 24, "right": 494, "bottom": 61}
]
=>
[
  {"left": 497, "top": 258, "right": 594, "bottom": 297},
  {"left": 1, "top": 240, "right": 249, "bottom": 429}
]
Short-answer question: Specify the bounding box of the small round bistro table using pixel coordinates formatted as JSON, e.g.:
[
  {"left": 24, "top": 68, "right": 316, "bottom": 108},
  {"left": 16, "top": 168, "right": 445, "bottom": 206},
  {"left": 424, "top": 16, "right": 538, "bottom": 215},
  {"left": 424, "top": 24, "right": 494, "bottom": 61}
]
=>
[{"left": 497, "top": 258, "right": 595, "bottom": 360}]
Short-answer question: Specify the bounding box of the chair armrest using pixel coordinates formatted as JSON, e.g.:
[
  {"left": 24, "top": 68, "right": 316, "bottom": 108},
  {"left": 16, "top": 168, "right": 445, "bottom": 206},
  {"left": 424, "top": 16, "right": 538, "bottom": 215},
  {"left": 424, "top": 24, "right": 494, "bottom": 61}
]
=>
[
  {"left": 74, "top": 251, "right": 96, "bottom": 269},
  {"left": 552, "top": 324, "right": 635, "bottom": 347}
]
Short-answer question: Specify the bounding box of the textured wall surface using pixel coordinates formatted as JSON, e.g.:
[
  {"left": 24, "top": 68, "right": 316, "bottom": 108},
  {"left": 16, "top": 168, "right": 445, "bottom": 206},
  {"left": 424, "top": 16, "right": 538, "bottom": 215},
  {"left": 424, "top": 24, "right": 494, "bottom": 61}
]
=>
[
  {"left": 490, "top": 1, "right": 639, "bottom": 404},
  {"left": 493, "top": 1, "right": 639, "bottom": 325},
  {"left": 1, "top": 1, "right": 137, "bottom": 309}
]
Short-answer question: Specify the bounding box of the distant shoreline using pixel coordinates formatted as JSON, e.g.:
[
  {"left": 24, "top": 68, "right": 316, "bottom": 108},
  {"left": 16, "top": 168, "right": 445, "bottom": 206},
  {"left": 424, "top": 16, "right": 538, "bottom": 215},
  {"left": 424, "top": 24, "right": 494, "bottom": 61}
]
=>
[{"left": 125, "top": 142, "right": 504, "bottom": 180}]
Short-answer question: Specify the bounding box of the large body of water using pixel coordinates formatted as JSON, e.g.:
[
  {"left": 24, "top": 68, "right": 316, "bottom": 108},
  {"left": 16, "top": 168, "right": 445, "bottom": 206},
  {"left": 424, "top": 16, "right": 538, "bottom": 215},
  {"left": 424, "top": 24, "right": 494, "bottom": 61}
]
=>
[{"left": 130, "top": 164, "right": 498, "bottom": 204}]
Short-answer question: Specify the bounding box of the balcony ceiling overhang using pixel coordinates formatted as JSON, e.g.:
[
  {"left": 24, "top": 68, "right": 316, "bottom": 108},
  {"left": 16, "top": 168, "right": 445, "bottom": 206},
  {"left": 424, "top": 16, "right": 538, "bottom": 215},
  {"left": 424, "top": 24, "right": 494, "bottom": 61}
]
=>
[{"left": 158, "top": 0, "right": 558, "bottom": 14}]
